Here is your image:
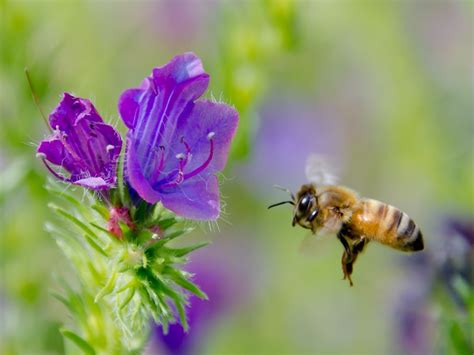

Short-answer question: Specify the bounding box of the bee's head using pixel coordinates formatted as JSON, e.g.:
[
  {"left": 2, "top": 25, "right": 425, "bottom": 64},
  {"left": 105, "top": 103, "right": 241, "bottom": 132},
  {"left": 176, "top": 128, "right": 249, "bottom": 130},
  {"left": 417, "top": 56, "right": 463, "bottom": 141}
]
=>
[
  {"left": 292, "top": 184, "right": 319, "bottom": 231},
  {"left": 268, "top": 184, "right": 319, "bottom": 232}
]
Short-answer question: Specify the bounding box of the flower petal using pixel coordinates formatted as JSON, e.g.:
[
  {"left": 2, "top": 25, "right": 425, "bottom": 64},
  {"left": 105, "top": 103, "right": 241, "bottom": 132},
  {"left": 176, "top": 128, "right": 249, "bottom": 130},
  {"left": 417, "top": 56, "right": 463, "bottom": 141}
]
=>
[
  {"left": 49, "top": 93, "right": 102, "bottom": 131},
  {"left": 125, "top": 134, "right": 163, "bottom": 203},
  {"left": 160, "top": 175, "right": 220, "bottom": 220},
  {"left": 151, "top": 52, "right": 208, "bottom": 88},
  {"left": 118, "top": 87, "right": 147, "bottom": 129},
  {"left": 166, "top": 100, "right": 238, "bottom": 174},
  {"left": 91, "top": 122, "right": 123, "bottom": 176},
  {"left": 37, "top": 137, "right": 83, "bottom": 175},
  {"left": 147, "top": 53, "right": 209, "bottom": 150},
  {"left": 123, "top": 53, "right": 210, "bottom": 183},
  {"left": 37, "top": 137, "right": 67, "bottom": 165},
  {"left": 120, "top": 53, "right": 239, "bottom": 220},
  {"left": 73, "top": 176, "right": 110, "bottom": 190}
]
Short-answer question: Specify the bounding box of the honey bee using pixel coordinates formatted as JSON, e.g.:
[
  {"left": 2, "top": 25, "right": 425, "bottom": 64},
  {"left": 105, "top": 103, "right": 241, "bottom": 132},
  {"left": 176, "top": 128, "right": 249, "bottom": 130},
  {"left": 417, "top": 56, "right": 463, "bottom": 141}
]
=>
[{"left": 269, "top": 155, "right": 424, "bottom": 286}]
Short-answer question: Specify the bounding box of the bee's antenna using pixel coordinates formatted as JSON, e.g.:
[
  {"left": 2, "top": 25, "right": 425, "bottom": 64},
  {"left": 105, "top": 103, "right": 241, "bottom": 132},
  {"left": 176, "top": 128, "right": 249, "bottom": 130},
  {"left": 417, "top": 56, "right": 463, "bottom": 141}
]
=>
[
  {"left": 273, "top": 184, "right": 295, "bottom": 201},
  {"left": 25, "top": 67, "right": 51, "bottom": 132},
  {"left": 268, "top": 200, "right": 295, "bottom": 209}
]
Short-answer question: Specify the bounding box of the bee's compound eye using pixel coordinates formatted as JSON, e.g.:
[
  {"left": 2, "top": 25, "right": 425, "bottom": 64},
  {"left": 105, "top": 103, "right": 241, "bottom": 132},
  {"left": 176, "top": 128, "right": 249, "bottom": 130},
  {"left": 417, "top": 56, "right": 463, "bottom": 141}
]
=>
[
  {"left": 298, "top": 194, "right": 311, "bottom": 212},
  {"left": 307, "top": 209, "right": 319, "bottom": 222}
]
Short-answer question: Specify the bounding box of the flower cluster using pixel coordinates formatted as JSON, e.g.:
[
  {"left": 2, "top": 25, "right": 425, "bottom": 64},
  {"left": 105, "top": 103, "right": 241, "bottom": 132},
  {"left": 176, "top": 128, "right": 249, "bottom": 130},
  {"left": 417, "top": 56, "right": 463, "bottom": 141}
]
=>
[
  {"left": 36, "top": 53, "right": 238, "bottom": 353},
  {"left": 38, "top": 52, "right": 238, "bottom": 221},
  {"left": 37, "top": 93, "right": 122, "bottom": 190}
]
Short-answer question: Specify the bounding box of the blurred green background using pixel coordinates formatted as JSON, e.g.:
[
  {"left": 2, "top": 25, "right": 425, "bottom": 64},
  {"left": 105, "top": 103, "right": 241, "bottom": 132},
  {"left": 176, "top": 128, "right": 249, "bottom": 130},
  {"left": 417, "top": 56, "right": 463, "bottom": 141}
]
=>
[{"left": 1, "top": 1, "right": 472, "bottom": 354}]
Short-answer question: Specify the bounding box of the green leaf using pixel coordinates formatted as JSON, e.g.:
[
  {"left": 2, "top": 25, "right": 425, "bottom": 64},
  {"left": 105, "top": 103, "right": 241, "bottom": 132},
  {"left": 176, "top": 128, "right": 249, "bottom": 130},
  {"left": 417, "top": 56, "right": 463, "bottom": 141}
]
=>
[
  {"left": 115, "top": 279, "right": 137, "bottom": 294},
  {"left": 49, "top": 203, "right": 97, "bottom": 239},
  {"left": 452, "top": 276, "right": 470, "bottom": 306},
  {"left": 168, "top": 241, "right": 210, "bottom": 258},
  {"left": 117, "top": 152, "right": 130, "bottom": 206},
  {"left": 60, "top": 328, "right": 96, "bottom": 355},
  {"left": 46, "top": 223, "right": 84, "bottom": 251},
  {"left": 163, "top": 267, "right": 208, "bottom": 300},
  {"left": 89, "top": 222, "right": 120, "bottom": 243},
  {"left": 119, "top": 287, "right": 136, "bottom": 310},
  {"left": 86, "top": 262, "right": 102, "bottom": 284},
  {"left": 142, "top": 269, "right": 173, "bottom": 296},
  {"left": 133, "top": 201, "right": 153, "bottom": 225},
  {"left": 149, "top": 203, "right": 165, "bottom": 223},
  {"left": 91, "top": 203, "right": 109, "bottom": 220},
  {"left": 50, "top": 205, "right": 110, "bottom": 259},
  {"left": 147, "top": 271, "right": 188, "bottom": 327},
  {"left": 160, "top": 316, "right": 169, "bottom": 335},
  {"left": 84, "top": 234, "right": 108, "bottom": 257},
  {"left": 157, "top": 217, "right": 178, "bottom": 230},
  {"left": 138, "top": 286, "right": 161, "bottom": 323},
  {"left": 448, "top": 321, "right": 471, "bottom": 355},
  {"left": 155, "top": 290, "right": 172, "bottom": 318},
  {"left": 50, "top": 290, "right": 71, "bottom": 310},
  {"left": 135, "top": 229, "right": 156, "bottom": 246},
  {"left": 94, "top": 270, "right": 118, "bottom": 303},
  {"left": 175, "top": 298, "right": 188, "bottom": 332},
  {"left": 94, "top": 272, "right": 117, "bottom": 302},
  {"left": 45, "top": 184, "right": 84, "bottom": 209},
  {"left": 145, "top": 228, "right": 194, "bottom": 256}
]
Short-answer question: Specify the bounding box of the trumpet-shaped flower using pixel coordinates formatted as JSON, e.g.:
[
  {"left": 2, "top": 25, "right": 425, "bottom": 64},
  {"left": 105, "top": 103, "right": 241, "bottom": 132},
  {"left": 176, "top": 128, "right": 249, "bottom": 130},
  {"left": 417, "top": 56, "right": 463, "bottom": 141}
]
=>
[
  {"left": 37, "top": 93, "right": 122, "bottom": 190},
  {"left": 119, "top": 53, "right": 238, "bottom": 220}
]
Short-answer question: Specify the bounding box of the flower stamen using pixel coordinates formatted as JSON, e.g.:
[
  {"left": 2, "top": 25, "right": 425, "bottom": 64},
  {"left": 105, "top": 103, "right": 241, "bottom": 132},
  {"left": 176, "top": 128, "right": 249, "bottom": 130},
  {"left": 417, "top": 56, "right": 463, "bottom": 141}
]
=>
[
  {"left": 175, "top": 154, "right": 186, "bottom": 184},
  {"left": 159, "top": 132, "right": 215, "bottom": 188},
  {"left": 183, "top": 132, "right": 215, "bottom": 180},
  {"left": 159, "top": 154, "right": 185, "bottom": 188},
  {"left": 41, "top": 158, "right": 72, "bottom": 183}
]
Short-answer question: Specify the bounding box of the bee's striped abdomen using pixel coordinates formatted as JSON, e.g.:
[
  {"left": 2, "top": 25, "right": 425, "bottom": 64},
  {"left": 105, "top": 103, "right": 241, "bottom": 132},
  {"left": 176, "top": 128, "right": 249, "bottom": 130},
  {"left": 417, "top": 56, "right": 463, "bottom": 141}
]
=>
[
  {"left": 351, "top": 199, "right": 424, "bottom": 252},
  {"left": 392, "top": 209, "right": 424, "bottom": 251}
]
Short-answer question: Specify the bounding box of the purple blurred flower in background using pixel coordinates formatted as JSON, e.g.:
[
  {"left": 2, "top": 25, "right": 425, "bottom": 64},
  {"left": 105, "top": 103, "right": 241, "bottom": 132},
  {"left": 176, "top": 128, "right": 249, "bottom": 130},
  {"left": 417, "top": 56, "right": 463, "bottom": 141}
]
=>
[
  {"left": 438, "top": 218, "right": 473, "bottom": 307},
  {"left": 394, "top": 217, "right": 473, "bottom": 355},
  {"left": 393, "top": 253, "right": 434, "bottom": 355},
  {"left": 36, "top": 93, "right": 122, "bottom": 190},
  {"left": 150, "top": 237, "right": 256, "bottom": 355},
  {"left": 238, "top": 95, "right": 344, "bottom": 196},
  {"left": 119, "top": 53, "right": 238, "bottom": 220},
  {"left": 150, "top": 0, "right": 211, "bottom": 46}
]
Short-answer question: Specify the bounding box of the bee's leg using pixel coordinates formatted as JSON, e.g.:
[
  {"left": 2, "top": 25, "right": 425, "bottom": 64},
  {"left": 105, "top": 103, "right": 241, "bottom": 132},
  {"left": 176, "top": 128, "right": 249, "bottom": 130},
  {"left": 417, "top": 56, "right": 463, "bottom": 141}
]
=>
[
  {"left": 342, "top": 237, "right": 368, "bottom": 286},
  {"left": 353, "top": 236, "right": 368, "bottom": 254},
  {"left": 337, "top": 230, "right": 355, "bottom": 286},
  {"left": 337, "top": 232, "right": 353, "bottom": 262},
  {"left": 341, "top": 250, "right": 354, "bottom": 286}
]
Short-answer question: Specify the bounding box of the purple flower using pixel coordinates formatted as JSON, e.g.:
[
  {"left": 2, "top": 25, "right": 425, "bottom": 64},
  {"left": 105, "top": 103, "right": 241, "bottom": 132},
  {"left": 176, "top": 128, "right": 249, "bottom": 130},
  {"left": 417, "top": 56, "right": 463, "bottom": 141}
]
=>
[
  {"left": 118, "top": 53, "right": 238, "bottom": 220},
  {"left": 37, "top": 93, "right": 122, "bottom": 190}
]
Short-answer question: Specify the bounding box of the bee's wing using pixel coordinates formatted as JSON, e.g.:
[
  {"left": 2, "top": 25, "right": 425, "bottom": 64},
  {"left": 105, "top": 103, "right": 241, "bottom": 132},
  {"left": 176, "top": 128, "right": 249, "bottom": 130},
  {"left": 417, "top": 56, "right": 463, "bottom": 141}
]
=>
[{"left": 305, "top": 154, "right": 340, "bottom": 186}]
